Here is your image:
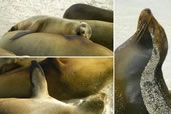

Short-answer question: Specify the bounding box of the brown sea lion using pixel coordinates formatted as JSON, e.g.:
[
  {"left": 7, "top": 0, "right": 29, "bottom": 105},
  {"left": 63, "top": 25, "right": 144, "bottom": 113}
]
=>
[
  {"left": 63, "top": 3, "right": 113, "bottom": 22},
  {"left": 0, "top": 31, "right": 113, "bottom": 56},
  {"left": 0, "top": 58, "right": 113, "bottom": 100},
  {"left": 115, "top": 8, "right": 168, "bottom": 114},
  {"left": 0, "top": 61, "right": 107, "bottom": 114},
  {"left": 8, "top": 15, "right": 92, "bottom": 40}
]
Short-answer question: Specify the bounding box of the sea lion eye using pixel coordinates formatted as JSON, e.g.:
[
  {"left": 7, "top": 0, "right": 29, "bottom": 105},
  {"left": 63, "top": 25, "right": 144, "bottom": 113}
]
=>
[{"left": 81, "top": 24, "right": 86, "bottom": 27}]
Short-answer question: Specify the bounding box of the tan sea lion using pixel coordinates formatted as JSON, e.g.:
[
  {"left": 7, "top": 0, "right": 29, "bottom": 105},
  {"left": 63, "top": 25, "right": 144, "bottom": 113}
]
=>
[
  {"left": 82, "top": 20, "right": 113, "bottom": 50},
  {"left": 63, "top": 3, "right": 113, "bottom": 22},
  {"left": 8, "top": 15, "right": 92, "bottom": 40},
  {"left": 0, "top": 58, "right": 113, "bottom": 100},
  {"left": 0, "top": 61, "right": 107, "bottom": 114},
  {"left": 0, "top": 31, "right": 113, "bottom": 56},
  {"left": 115, "top": 8, "right": 168, "bottom": 114}
]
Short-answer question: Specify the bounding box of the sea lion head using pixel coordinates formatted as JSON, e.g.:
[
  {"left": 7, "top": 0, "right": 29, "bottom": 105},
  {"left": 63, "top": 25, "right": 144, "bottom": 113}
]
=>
[
  {"left": 76, "top": 22, "right": 92, "bottom": 39},
  {"left": 137, "top": 8, "right": 168, "bottom": 63}
]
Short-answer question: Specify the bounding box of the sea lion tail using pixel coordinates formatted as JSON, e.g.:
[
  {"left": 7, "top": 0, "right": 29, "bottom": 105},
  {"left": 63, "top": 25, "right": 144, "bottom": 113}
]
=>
[
  {"left": 9, "top": 30, "right": 35, "bottom": 40},
  {"left": 30, "top": 61, "right": 49, "bottom": 98}
]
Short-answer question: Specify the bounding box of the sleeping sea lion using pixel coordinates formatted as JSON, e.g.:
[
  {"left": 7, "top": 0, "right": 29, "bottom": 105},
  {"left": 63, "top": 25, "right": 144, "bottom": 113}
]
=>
[
  {"left": 115, "top": 8, "right": 168, "bottom": 114},
  {"left": 8, "top": 15, "right": 92, "bottom": 40},
  {"left": 63, "top": 3, "right": 113, "bottom": 22},
  {"left": 0, "top": 61, "right": 107, "bottom": 114},
  {"left": 0, "top": 31, "right": 113, "bottom": 56},
  {"left": 0, "top": 58, "right": 113, "bottom": 100}
]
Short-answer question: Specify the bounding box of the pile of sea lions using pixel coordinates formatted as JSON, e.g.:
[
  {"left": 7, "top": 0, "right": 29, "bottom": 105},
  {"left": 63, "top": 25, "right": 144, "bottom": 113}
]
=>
[
  {"left": 0, "top": 61, "right": 108, "bottom": 114},
  {"left": 0, "top": 3, "right": 113, "bottom": 114},
  {"left": 115, "top": 8, "right": 170, "bottom": 114},
  {"left": 0, "top": 3, "right": 113, "bottom": 56}
]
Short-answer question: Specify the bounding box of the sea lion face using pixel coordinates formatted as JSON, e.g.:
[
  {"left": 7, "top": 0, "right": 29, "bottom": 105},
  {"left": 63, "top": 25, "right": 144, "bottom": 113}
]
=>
[
  {"left": 137, "top": 8, "right": 168, "bottom": 59},
  {"left": 76, "top": 22, "right": 92, "bottom": 39}
]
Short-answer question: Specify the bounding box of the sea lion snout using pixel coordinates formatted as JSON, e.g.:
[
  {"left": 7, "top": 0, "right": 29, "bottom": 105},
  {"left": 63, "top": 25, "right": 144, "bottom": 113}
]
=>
[{"left": 143, "top": 8, "right": 152, "bottom": 14}]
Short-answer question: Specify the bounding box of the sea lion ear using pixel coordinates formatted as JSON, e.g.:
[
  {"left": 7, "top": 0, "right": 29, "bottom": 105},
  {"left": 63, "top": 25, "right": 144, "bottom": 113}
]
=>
[{"left": 30, "top": 61, "right": 49, "bottom": 98}]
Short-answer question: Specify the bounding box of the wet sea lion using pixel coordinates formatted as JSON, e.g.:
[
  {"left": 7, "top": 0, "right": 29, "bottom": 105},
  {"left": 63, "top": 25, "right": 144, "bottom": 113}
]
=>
[
  {"left": 8, "top": 15, "right": 92, "bottom": 40},
  {"left": 115, "top": 8, "right": 168, "bottom": 114},
  {"left": 82, "top": 20, "right": 113, "bottom": 50},
  {"left": 63, "top": 3, "right": 113, "bottom": 22},
  {"left": 0, "top": 31, "right": 113, "bottom": 56},
  {"left": 140, "top": 37, "right": 171, "bottom": 114},
  {"left": 0, "top": 58, "right": 113, "bottom": 100},
  {"left": 0, "top": 61, "right": 107, "bottom": 114}
]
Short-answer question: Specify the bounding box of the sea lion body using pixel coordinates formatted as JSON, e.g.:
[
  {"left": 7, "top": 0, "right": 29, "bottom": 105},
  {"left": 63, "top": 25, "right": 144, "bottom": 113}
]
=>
[
  {"left": 0, "top": 31, "right": 113, "bottom": 56},
  {"left": 115, "top": 9, "right": 168, "bottom": 114},
  {"left": 9, "top": 15, "right": 92, "bottom": 39},
  {"left": 0, "top": 61, "right": 106, "bottom": 114},
  {"left": 63, "top": 3, "right": 113, "bottom": 22},
  {"left": 82, "top": 20, "right": 113, "bottom": 50},
  {"left": 0, "top": 58, "right": 113, "bottom": 100}
]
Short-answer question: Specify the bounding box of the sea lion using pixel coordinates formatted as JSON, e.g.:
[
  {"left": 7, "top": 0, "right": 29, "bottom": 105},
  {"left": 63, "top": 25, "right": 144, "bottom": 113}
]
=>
[
  {"left": 8, "top": 15, "right": 92, "bottom": 40},
  {"left": 63, "top": 3, "right": 113, "bottom": 22},
  {"left": 115, "top": 8, "right": 168, "bottom": 114},
  {"left": 0, "top": 61, "right": 107, "bottom": 114},
  {"left": 82, "top": 20, "right": 113, "bottom": 50},
  {"left": 0, "top": 58, "right": 113, "bottom": 100},
  {"left": 140, "top": 37, "right": 171, "bottom": 114},
  {"left": 0, "top": 31, "right": 112, "bottom": 56}
]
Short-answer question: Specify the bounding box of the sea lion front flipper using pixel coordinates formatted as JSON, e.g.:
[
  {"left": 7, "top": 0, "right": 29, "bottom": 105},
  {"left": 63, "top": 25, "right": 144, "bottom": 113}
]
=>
[
  {"left": 30, "top": 61, "right": 49, "bottom": 98},
  {"left": 9, "top": 30, "right": 35, "bottom": 40}
]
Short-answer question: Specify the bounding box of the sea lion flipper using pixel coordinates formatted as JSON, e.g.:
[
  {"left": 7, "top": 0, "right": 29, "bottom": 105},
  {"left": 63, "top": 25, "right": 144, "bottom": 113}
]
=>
[
  {"left": 30, "top": 61, "right": 49, "bottom": 98},
  {"left": 9, "top": 30, "right": 35, "bottom": 40},
  {"left": 78, "top": 92, "right": 107, "bottom": 114}
]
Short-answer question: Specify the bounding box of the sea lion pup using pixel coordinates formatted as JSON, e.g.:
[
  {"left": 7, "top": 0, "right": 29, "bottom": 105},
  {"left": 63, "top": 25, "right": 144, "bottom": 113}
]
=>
[
  {"left": 0, "top": 58, "right": 113, "bottom": 100},
  {"left": 0, "top": 61, "right": 107, "bottom": 114},
  {"left": 0, "top": 31, "right": 113, "bottom": 56},
  {"left": 115, "top": 8, "right": 168, "bottom": 114},
  {"left": 82, "top": 20, "right": 113, "bottom": 50},
  {"left": 8, "top": 15, "right": 92, "bottom": 40},
  {"left": 140, "top": 38, "right": 171, "bottom": 114},
  {"left": 63, "top": 3, "right": 113, "bottom": 22}
]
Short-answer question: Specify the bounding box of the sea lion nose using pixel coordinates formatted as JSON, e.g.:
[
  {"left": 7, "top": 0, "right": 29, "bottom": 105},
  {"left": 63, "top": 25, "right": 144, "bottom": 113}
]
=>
[{"left": 144, "top": 8, "right": 151, "bottom": 14}]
